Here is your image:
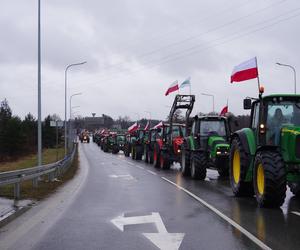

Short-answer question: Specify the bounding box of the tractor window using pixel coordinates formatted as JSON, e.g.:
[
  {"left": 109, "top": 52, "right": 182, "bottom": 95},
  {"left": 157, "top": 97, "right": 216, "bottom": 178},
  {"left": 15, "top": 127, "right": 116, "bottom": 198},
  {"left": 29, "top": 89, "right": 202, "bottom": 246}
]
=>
[
  {"left": 172, "top": 126, "right": 180, "bottom": 137},
  {"left": 199, "top": 120, "right": 226, "bottom": 137},
  {"left": 266, "top": 102, "right": 293, "bottom": 145},
  {"left": 117, "top": 135, "right": 125, "bottom": 142}
]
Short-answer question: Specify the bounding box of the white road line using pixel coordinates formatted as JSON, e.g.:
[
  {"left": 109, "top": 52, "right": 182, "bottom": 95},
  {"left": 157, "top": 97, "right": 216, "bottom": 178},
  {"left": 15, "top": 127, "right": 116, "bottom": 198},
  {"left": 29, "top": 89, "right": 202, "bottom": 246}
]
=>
[
  {"left": 147, "top": 170, "right": 157, "bottom": 176},
  {"left": 291, "top": 211, "right": 300, "bottom": 216},
  {"left": 161, "top": 177, "right": 272, "bottom": 250},
  {"left": 135, "top": 166, "right": 145, "bottom": 170}
]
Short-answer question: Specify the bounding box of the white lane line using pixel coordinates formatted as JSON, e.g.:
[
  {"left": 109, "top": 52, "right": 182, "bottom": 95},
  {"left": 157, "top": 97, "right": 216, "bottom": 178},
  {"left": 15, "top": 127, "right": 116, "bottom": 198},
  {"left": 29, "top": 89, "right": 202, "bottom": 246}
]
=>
[
  {"left": 135, "top": 166, "right": 145, "bottom": 170},
  {"left": 161, "top": 177, "right": 272, "bottom": 250},
  {"left": 291, "top": 211, "right": 300, "bottom": 216},
  {"left": 147, "top": 170, "right": 157, "bottom": 176}
]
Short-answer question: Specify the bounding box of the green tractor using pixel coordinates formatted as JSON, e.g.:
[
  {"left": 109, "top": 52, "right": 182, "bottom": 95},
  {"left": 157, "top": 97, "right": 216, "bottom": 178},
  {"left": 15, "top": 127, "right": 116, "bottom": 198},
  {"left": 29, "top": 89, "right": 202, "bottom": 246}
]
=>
[
  {"left": 181, "top": 115, "right": 231, "bottom": 179},
  {"left": 131, "top": 129, "right": 146, "bottom": 160},
  {"left": 230, "top": 93, "right": 300, "bottom": 207}
]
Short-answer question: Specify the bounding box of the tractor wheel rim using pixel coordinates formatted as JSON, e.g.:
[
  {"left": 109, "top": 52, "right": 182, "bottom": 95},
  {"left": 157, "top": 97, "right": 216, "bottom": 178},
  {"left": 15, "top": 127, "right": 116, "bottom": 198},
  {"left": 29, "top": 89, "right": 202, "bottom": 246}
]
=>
[
  {"left": 257, "top": 163, "right": 265, "bottom": 195},
  {"left": 233, "top": 149, "right": 241, "bottom": 184}
]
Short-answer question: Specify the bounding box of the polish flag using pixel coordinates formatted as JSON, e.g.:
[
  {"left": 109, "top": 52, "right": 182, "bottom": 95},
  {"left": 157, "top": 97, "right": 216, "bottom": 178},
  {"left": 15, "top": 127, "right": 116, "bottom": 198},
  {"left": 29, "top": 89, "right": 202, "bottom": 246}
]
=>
[
  {"left": 128, "top": 122, "right": 139, "bottom": 133},
  {"left": 231, "top": 57, "right": 258, "bottom": 83},
  {"left": 153, "top": 121, "right": 163, "bottom": 129},
  {"left": 220, "top": 106, "right": 228, "bottom": 116},
  {"left": 144, "top": 121, "right": 150, "bottom": 131},
  {"left": 165, "top": 80, "right": 179, "bottom": 96}
]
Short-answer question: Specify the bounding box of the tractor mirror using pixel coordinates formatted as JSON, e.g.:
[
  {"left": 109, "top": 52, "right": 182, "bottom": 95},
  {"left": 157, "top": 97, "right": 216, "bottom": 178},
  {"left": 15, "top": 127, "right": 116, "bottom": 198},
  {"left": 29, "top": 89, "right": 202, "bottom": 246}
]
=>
[{"left": 243, "top": 98, "right": 252, "bottom": 110}]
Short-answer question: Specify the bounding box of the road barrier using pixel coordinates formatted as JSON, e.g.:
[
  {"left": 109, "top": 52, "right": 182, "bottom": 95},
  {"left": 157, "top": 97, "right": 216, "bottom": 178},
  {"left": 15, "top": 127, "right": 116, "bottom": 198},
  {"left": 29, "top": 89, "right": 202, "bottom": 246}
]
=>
[{"left": 0, "top": 144, "right": 77, "bottom": 203}]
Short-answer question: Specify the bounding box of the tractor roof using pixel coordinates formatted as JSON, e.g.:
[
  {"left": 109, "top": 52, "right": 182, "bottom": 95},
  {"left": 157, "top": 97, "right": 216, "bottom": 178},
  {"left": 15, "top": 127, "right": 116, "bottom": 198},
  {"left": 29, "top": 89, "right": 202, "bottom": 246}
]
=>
[{"left": 197, "top": 115, "right": 228, "bottom": 121}]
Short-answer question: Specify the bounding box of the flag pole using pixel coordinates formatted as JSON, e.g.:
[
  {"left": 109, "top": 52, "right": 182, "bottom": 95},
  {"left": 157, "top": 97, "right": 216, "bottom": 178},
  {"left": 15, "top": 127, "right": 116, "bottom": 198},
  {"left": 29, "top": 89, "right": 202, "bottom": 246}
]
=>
[{"left": 255, "top": 57, "right": 261, "bottom": 93}]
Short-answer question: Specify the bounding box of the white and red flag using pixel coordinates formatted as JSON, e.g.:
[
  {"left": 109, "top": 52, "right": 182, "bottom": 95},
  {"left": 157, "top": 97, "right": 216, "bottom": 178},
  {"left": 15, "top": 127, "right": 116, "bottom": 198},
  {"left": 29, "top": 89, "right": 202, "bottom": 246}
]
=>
[
  {"left": 153, "top": 121, "right": 163, "bottom": 129},
  {"left": 144, "top": 121, "right": 150, "bottom": 131},
  {"left": 128, "top": 122, "right": 139, "bottom": 133},
  {"left": 220, "top": 106, "right": 228, "bottom": 116},
  {"left": 165, "top": 80, "right": 179, "bottom": 96},
  {"left": 231, "top": 57, "right": 258, "bottom": 83}
]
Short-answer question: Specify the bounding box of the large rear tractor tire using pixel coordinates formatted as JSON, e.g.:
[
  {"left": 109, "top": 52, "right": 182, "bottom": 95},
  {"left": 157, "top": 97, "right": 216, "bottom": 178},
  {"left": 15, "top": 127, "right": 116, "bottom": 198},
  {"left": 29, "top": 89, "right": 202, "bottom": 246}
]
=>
[
  {"left": 253, "top": 151, "right": 286, "bottom": 207},
  {"left": 229, "top": 138, "right": 254, "bottom": 197},
  {"left": 181, "top": 144, "right": 191, "bottom": 177},
  {"left": 190, "top": 153, "right": 207, "bottom": 180},
  {"left": 153, "top": 144, "right": 160, "bottom": 168},
  {"left": 160, "top": 152, "right": 171, "bottom": 170},
  {"left": 148, "top": 150, "right": 154, "bottom": 164},
  {"left": 135, "top": 146, "right": 143, "bottom": 160},
  {"left": 144, "top": 146, "right": 149, "bottom": 163}
]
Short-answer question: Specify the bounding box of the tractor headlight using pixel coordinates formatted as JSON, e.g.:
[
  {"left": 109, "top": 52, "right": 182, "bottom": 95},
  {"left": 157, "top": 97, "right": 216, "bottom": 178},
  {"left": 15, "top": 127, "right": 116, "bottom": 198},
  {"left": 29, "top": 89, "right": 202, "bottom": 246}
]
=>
[
  {"left": 177, "top": 149, "right": 181, "bottom": 153},
  {"left": 259, "top": 123, "right": 266, "bottom": 134},
  {"left": 216, "top": 151, "right": 221, "bottom": 155}
]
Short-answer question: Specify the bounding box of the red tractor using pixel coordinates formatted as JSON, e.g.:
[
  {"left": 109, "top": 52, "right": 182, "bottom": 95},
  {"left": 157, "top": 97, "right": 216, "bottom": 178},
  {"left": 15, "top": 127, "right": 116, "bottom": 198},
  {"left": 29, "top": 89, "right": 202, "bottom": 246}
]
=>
[{"left": 152, "top": 95, "right": 195, "bottom": 169}]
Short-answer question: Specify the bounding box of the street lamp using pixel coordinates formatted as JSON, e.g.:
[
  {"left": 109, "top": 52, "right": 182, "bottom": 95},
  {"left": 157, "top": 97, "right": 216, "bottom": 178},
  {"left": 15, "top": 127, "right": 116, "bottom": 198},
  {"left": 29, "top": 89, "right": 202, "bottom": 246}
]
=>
[
  {"left": 68, "top": 93, "right": 82, "bottom": 152},
  {"left": 201, "top": 93, "right": 215, "bottom": 113},
  {"left": 276, "top": 62, "right": 297, "bottom": 94},
  {"left": 37, "top": 0, "right": 42, "bottom": 166},
  {"left": 64, "top": 62, "right": 86, "bottom": 156}
]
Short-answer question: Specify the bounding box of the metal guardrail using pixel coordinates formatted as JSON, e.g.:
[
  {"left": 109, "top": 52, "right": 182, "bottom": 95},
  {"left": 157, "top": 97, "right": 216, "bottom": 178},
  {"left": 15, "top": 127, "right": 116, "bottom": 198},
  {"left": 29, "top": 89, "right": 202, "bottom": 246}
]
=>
[{"left": 0, "top": 144, "right": 77, "bottom": 202}]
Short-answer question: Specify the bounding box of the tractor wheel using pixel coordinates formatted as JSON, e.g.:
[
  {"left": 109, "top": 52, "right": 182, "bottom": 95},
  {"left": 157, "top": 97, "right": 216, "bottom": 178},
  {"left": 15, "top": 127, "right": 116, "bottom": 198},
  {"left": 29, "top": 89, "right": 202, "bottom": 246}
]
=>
[
  {"left": 144, "top": 146, "right": 149, "bottom": 163},
  {"left": 148, "top": 150, "right": 154, "bottom": 164},
  {"left": 190, "top": 153, "right": 207, "bottom": 180},
  {"left": 136, "top": 146, "right": 143, "bottom": 160},
  {"left": 253, "top": 151, "right": 286, "bottom": 207},
  {"left": 180, "top": 144, "right": 191, "bottom": 176},
  {"left": 153, "top": 144, "right": 160, "bottom": 168},
  {"left": 124, "top": 146, "right": 130, "bottom": 157},
  {"left": 160, "top": 152, "right": 171, "bottom": 170},
  {"left": 216, "top": 157, "right": 229, "bottom": 177},
  {"left": 288, "top": 183, "right": 300, "bottom": 197},
  {"left": 229, "top": 138, "right": 254, "bottom": 197},
  {"left": 131, "top": 146, "right": 136, "bottom": 160}
]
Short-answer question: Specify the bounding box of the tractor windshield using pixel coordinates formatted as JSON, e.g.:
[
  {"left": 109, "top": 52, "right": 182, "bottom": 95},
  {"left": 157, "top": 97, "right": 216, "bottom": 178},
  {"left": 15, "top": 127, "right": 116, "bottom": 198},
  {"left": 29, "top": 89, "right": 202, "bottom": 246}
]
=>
[
  {"left": 117, "top": 135, "right": 125, "bottom": 142},
  {"left": 200, "top": 120, "right": 226, "bottom": 137},
  {"left": 266, "top": 101, "right": 300, "bottom": 145}
]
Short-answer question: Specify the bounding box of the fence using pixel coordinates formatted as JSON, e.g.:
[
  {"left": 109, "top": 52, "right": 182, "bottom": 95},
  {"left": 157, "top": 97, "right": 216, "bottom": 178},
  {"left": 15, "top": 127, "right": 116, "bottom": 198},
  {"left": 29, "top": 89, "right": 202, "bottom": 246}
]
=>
[{"left": 0, "top": 144, "right": 77, "bottom": 203}]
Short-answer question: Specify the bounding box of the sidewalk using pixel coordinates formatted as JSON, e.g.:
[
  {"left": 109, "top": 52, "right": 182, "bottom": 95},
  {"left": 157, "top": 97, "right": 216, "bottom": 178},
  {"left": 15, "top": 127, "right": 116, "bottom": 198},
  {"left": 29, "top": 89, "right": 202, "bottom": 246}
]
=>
[{"left": 0, "top": 197, "right": 32, "bottom": 227}]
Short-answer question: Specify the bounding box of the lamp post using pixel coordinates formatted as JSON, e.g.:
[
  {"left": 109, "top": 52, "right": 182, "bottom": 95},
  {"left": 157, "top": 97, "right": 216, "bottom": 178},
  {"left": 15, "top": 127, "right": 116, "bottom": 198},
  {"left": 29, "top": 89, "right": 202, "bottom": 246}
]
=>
[
  {"left": 201, "top": 93, "right": 215, "bottom": 113},
  {"left": 37, "top": 0, "right": 42, "bottom": 166},
  {"left": 68, "top": 93, "right": 82, "bottom": 152},
  {"left": 276, "top": 62, "right": 297, "bottom": 94},
  {"left": 64, "top": 62, "right": 86, "bottom": 156}
]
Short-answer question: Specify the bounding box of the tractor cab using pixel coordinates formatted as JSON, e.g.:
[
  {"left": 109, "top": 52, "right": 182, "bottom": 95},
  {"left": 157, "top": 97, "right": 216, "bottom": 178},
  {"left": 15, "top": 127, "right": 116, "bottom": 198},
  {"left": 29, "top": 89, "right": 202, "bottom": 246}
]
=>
[{"left": 231, "top": 94, "right": 300, "bottom": 207}]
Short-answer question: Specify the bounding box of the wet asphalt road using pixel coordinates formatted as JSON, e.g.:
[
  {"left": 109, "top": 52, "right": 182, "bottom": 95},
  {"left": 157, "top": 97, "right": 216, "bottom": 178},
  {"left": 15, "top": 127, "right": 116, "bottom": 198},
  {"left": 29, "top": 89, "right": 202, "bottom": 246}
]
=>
[{"left": 1, "top": 142, "right": 300, "bottom": 250}]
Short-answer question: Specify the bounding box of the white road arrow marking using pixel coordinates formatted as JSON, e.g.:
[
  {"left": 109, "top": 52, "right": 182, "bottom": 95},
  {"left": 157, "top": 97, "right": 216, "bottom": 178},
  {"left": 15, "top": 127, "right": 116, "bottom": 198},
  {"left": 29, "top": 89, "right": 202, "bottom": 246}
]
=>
[
  {"left": 111, "top": 212, "right": 185, "bottom": 250},
  {"left": 143, "top": 233, "right": 185, "bottom": 250},
  {"left": 108, "top": 174, "right": 134, "bottom": 180},
  {"left": 291, "top": 211, "right": 300, "bottom": 216},
  {"left": 111, "top": 212, "right": 166, "bottom": 232}
]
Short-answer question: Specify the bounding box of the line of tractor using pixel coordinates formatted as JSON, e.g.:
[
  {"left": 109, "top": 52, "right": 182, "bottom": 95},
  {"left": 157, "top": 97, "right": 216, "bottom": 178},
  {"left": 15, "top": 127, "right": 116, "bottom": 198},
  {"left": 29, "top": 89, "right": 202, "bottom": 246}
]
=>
[{"left": 92, "top": 89, "right": 300, "bottom": 209}]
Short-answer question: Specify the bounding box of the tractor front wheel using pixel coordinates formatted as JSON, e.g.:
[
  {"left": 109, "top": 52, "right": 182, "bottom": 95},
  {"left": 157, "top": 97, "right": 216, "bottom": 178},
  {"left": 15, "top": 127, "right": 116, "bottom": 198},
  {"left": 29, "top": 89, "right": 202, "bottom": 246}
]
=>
[
  {"left": 160, "top": 152, "right": 171, "bottom": 170},
  {"left": 190, "top": 153, "right": 206, "bottom": 180},
  {"left": 229, "top": 138, "right": 254, "bottom": 197},
  {"left": 181, "top": 144, "right": 191, "bottom": 177},
  {"left": 254, "top": 151, "right": 286, "bottom": 207},
  {"left": 153, "top": 144, "right": 160, "bottom": 168}
]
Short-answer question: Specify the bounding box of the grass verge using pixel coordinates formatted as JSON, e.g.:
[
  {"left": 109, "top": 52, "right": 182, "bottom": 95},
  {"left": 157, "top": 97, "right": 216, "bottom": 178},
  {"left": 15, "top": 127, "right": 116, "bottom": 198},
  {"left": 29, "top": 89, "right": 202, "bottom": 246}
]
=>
[
  {"left": 0, "top": 148, "right": 79, "bottom": 200},
  {"left": 0, "top": 148, "right": 65, "bottom": 173}
]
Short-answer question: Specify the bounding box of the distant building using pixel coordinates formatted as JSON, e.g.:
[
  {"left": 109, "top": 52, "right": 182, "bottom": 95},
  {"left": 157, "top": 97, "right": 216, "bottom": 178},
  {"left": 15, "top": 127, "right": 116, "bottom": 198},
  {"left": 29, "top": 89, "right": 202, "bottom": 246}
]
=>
[{"left": 84, "top": 116, "right": 105, "bottom": 131}]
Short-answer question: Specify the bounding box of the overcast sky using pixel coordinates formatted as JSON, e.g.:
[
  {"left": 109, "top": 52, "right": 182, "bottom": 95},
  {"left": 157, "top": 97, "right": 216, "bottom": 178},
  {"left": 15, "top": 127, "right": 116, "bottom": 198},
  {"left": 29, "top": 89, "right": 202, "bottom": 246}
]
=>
[{"left": 1, "top": 0, "right": 300, "bottom": 121}]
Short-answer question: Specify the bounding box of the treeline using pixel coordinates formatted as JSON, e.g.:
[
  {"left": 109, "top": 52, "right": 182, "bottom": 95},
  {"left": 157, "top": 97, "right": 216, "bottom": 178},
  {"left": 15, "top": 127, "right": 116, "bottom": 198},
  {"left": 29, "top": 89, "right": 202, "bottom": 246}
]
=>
[{"left": 0, "top": 99, "right": 63, "bottom": 162}]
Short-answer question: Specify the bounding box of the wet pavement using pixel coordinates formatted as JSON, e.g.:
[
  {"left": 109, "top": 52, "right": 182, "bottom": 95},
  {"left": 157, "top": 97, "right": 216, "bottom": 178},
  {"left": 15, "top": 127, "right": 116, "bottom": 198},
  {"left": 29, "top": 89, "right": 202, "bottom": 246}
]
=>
[{"left": 1, "top": 142, "right": 300, "bottom": 250}]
